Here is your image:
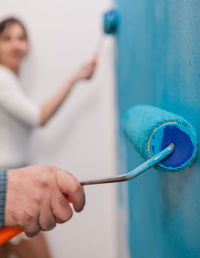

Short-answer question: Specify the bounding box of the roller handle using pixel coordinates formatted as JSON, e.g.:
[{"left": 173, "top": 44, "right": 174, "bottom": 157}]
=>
[
  {"left": 0, "top": 196, "right": 72, "bottom": 245},
  {"left": 0, "top": 144, "right": 175, "bottom": 245},
  {"left": 0, "top": 226, "right": 23, "bottom": 245}
]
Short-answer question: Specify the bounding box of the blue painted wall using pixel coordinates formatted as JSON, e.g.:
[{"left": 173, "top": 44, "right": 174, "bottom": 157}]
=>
[{"left": 115, "top": 1, "right": 200, "bottom": 257}]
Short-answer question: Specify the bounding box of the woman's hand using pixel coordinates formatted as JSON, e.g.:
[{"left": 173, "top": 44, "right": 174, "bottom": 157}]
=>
[
  {"left": 39, "top": 53, "right": 98, "bottom": 126},
  {"left": 72, "top": 53, "right": 98, "bottom": 82}
]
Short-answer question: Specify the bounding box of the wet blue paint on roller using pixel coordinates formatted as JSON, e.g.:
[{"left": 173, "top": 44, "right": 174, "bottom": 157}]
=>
[
  {"left": 161, "top": 126, "right": 194, "bottom": 168},
  {"left": 149, "top": 123, "right": 196, "bottom": 170},
  {"left": 122, "top": 104, "right": 198, "bottom": 171}
]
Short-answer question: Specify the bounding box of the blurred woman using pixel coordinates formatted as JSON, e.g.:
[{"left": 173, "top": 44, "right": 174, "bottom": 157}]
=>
[{"left": 0, "top": 17, "right": 97, "bottom": 258}]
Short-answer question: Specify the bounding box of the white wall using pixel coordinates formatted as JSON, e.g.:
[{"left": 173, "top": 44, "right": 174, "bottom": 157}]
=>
[{"left": 0, "top": 1, "right": 118, "bottom": 257}]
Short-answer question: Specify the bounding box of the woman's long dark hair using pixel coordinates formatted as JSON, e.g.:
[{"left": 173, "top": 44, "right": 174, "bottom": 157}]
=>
[{"left": 0, "top": 17, "right": 28, "bottom": 39}]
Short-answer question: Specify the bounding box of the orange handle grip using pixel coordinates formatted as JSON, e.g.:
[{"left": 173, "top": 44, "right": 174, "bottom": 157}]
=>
[
  {"left": 0, "top": 226, "right": 23, "bottom": 245},
  {"left": 0, "top": 196, "right": 71, "bottom": 245}
]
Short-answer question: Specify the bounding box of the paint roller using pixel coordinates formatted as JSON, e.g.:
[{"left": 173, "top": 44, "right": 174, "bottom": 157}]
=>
[
  {"left": 104, "top": 9, "right": 119, "bottom": 34},
  {"left": 0, "top": 105, "right": 198, "bottom": 244},
  {"left": 123, "top": 104, "right": 198, "bottom": 170},
  {"left": 96, "top": 8, "right": 119, "bottom": 54}
]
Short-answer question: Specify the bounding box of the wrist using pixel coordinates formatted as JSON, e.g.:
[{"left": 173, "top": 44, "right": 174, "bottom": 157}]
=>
[{"left": 69, "top": 74, "right": 79, "bottom": 85}]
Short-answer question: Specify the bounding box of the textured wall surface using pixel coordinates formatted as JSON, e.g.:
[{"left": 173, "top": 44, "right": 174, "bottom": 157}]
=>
[{"left": 115, "top": 1, "right": 200, "bottom": 257}]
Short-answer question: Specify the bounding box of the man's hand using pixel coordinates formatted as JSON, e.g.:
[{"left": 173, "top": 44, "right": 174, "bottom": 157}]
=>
[{"left": 5, "top": 166, "right": 85, "bottom": 237}]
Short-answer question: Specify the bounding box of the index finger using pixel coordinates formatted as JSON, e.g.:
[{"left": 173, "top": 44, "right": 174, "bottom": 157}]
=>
[{"left": 55, "top": 169, "right": 85, "bottom": 212}]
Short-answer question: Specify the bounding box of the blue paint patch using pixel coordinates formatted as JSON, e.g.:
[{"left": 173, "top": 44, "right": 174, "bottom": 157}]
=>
[
  {"left": 149, "top": 123, "right": 197, "bottom": 170},
  {"left": 161, "top": 125, "right": 194, "bottom": 168}
]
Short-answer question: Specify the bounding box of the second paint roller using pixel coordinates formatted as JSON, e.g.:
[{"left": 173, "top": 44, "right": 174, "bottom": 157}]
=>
[
  {"left": 96, "top": 9, "right": 119, "bottom": 53},
  {"left": 0, "top": 104, "right": 198, "bottom": 244}
]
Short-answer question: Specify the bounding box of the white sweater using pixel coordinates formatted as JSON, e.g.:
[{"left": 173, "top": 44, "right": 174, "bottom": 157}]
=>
[{"left": 0, "top": 65, "right": 40, "bottom": 168}]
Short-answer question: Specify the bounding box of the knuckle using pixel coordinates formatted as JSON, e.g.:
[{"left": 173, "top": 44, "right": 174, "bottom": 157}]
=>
[
  {"left": 56, "top": 208, "right": 73, "bottom": 224},
  {"left": 39, "top": 166, "right": 57, "bottom": 183},
  {"left": 32, "top": 195, "right": 42, "bottom": 205},
  {"left": 67, "top": 177, "right": 81, "bottom": 194},
  {"left": 21, "top": 211, "right": 34, "bottom": 224},
  {"left": 35, "top": 176, "right": 51, "bottom": 190},
  {"left": 39, "top": 180, "right": 50, "bottom": 189},
  {"left": 47, "top": 166, "right": 57, "bottom": 174},
  {"left": 71, "top": 183, "right": 82, "bottom": 195},
  {"left": 36, "top": 175, "right": 50, "bottom": 188}
]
